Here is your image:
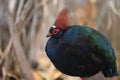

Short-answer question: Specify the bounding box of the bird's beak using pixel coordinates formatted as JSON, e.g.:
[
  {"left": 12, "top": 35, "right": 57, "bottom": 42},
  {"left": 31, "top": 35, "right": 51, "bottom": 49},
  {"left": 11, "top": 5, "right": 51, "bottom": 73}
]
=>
[{"left": 46, "top": 33, "right": 53, "bottom": 37}]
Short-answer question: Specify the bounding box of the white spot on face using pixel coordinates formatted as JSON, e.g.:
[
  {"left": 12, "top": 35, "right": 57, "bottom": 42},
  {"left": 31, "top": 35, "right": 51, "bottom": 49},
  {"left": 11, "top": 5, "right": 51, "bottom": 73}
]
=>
[{"left": 52, "top": 25, "right": 56, "bottom": 28}]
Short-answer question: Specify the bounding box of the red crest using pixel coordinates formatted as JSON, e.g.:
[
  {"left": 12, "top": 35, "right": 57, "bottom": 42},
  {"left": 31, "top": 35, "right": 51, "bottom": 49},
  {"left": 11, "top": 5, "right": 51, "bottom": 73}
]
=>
[{"left": 54, "top": 9, "right": 72, "bottom": 30}]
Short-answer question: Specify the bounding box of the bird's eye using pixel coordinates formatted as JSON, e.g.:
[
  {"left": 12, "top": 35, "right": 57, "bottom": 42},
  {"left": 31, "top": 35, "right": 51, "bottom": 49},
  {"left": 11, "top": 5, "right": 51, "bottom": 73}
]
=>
[{"left": 52, "top": 28, "right": 60, "bottom": 34}]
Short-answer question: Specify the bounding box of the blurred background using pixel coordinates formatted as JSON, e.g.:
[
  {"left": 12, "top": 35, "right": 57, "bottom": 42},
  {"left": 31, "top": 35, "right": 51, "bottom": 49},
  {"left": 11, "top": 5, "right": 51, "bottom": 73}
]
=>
[{"left": 0, "top": 0, "right": 120, "bottom": 80}]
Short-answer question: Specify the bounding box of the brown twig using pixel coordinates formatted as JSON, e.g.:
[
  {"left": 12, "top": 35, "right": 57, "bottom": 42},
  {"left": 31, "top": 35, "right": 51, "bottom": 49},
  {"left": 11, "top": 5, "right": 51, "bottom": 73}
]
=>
[
  {"left": 17, "top": 0, "right": 33, "bottom": 29},
  {"left": 15, "top": 0, "right": 25, "bottom": 25},
  {"left": 2, "top": 2, "right": 34, "bottom": 80},
  {"left": 28, "top": 0, "right": 39, "bottom": 61},
  {"left": 18, "top": 1, "right": 44, "bottom": 34},
  {"left": 3, "top": 39, "right": 12, "bottom": 68}
]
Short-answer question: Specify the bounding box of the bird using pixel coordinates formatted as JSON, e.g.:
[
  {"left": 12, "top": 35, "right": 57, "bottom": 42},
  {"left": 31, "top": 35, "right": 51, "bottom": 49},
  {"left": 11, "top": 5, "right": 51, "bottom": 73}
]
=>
[{"left": 45, "top": 9, "right": 119, "bottom": 80}]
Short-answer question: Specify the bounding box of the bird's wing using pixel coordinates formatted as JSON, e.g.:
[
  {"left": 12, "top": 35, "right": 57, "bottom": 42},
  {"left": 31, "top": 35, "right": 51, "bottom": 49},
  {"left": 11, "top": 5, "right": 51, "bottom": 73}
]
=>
[
  {"left": 87, "top": 30, "right": 116, "bottom": 63},
  {"left": 87, "top": 30, "right": 119, "bottom": 77}
]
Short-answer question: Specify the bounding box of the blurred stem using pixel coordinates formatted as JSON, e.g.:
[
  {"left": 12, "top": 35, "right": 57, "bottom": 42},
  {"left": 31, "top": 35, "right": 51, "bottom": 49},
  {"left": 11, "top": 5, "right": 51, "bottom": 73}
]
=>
[
  {"left": 96, "top": 2, "right": 108, "bottom": 28},
  {"left": 15, "top": 0, "right": 25, "bottom": 25},
  {"left": 17, "top": 0, "right": 33, "bottom": 30},
  {"left": 0, "top": 29, "right": 1, "bottom": 50},
  {"left": 29, "top": 0, "right": 39, "bottom": 61},
  {"left": 3, "top": 2, "right": 34, "bottom": 80}
]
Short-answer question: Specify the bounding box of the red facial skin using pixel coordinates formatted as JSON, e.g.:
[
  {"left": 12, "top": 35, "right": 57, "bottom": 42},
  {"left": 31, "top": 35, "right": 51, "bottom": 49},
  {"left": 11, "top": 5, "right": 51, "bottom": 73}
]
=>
[
  {"left": 47, "top": 28, "right": 61, "bottom": 37},
  {"left": 52, "top": 28, "right": 61, "bottom": 34}
]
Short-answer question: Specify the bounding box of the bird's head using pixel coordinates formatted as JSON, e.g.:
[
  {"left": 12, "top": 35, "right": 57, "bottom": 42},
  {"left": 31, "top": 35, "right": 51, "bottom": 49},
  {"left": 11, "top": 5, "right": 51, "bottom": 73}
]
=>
[{"left": 47, "top": 8, "right": 72, "bottom": 37}]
